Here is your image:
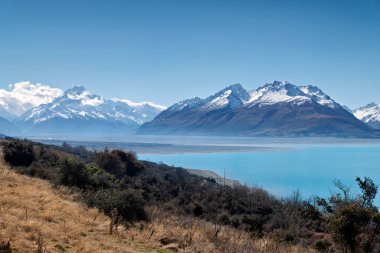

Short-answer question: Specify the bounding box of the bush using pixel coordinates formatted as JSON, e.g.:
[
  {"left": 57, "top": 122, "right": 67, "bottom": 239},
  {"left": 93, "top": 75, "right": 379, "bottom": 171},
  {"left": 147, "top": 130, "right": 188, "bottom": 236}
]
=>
[
  {"left": 83, "top": 188, "right": 148, "bottom": 222},
  {"left": 95, "top": 149, "right": 144, "bottom": 178},
  {"left": 2, "top": 140, "right": 35, "bottom": 167},
  {"left": 17, "top": 160, "right": 59, "bottom": 182},
  {"left": 318, "top": 178, "right": 380, "bottom": 253},
  {"left": 86, "top": 163, "right": 116, "bottom": 189},
  {"left": 314, "top": 240, "right": 331, "bottom": 252},
  {"left": 59, "top": 157, "right": 90, "bottom": 188}
]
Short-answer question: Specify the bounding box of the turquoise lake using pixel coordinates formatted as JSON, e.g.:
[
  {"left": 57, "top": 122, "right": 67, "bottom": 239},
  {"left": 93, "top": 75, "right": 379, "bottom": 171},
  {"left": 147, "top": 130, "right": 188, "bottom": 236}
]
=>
[{"left": 140, "top": 144, "right": 380, "bottom": 204}]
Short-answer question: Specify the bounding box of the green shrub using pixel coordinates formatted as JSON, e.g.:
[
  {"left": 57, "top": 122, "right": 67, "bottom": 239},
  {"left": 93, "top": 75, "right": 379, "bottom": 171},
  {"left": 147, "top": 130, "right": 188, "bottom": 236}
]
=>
[
  {"left": 95, "top": 149, "right": 144, "bottom": 178},
  {"left": 83, "top": 188, "right": 148, "bottom": 222},
  {"left": 59, "top": 157, "right": 90, "bottom": 188},
  {"left": 2, "top": 140, "right": 35, "bottom": 167},
  {"left": 86, "top": 163, "right": 116, "bottom": 189}
]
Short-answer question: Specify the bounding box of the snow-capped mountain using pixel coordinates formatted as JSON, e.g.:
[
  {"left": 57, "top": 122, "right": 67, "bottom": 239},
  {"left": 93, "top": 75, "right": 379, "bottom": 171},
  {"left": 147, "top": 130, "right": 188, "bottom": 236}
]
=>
[
  {"left": 0, "top": 81, "right": 63, "bottom": 120},
  {"left": 139, "top": 81, "right": 374, "bottom": 137},
  {"left": 166, "top": 83, "right": 250, "bottom": 113},
  {"left": 15, "top": 86, "right": 166, "bottom": 136},
  {"left": 247, "top": 81, "right": 340, "bottom": 108},
  {"left": 353, "top": 102, "right": 380, "bottom": 129}
]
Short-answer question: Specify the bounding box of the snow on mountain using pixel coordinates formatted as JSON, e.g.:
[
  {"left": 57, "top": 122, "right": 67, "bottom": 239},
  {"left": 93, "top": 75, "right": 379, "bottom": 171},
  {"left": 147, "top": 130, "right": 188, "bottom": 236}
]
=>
[
  {"left": 353, "top": 102, "right": 380, "bottom": 129},
  {"left": 139, "top": 81, "right": 373, "bottom": 137},
  {"left": 110, "top": 99, "right": 167, "bottom": 124},
  {"left": 166, "top": 81, "right": 340, "bottom": 113},
  {"left": 203, "top": 83, "right": 251, "bottom": 111},
  {"left": 168, "top": 83, "right": 251, "bottom": 113},
  {"left": 0, "top": 81, "right": 63, "bottom": 119},
  {"left": 248, "top": 81, "right": 339, "bottom": 108},
  {"left": 16, "top": 86, "right": 166, "bottom": 135}
]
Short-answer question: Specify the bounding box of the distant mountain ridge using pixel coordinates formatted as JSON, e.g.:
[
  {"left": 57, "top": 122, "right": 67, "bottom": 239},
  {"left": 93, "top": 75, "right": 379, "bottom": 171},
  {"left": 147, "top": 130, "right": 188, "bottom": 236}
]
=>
[
  {"left": 139, "top": 81, "right": 376, "bottom": 137},
  {"left": 14, "top": 86, "right": 166, "bottom": 136},
  {"left": 353, "top": 102, "right": 380, "bottom": 129}
]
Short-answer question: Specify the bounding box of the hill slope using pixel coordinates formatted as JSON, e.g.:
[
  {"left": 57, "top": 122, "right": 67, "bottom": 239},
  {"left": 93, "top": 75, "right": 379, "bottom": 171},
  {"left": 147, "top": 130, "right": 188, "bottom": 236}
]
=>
[
  {"left": 0, "top": 164, "right": 158, "bottom": 253},
  {"left": 0, "top": 140, "right": 318, "bottom": 253}
]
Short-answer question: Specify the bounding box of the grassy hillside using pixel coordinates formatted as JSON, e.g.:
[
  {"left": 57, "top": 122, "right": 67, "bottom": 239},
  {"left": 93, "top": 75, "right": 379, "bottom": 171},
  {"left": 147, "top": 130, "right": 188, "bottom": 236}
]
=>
[
  {"left": 0, "top": 161, "right": 160, "bottom": 253},
  {"left": 1, "top": 138, "right": 379, "bottom": 253},
  {"left": 0, "top": 157, "right": 314, "bottom": 253}
]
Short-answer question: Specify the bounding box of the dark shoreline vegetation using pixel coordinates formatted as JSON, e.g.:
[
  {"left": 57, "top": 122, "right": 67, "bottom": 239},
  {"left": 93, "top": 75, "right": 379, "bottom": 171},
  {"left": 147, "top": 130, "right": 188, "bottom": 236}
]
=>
[{"left": 1, "top": 138, "right": 380, "bottom": 253}]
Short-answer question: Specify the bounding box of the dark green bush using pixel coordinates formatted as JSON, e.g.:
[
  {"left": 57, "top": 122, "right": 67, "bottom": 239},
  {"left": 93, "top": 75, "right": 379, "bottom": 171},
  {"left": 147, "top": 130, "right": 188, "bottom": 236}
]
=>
[
  {"left": 83, "top": 188, "right": 148, "bottom": 222},
  {"left": 2, "top": 140, "right": 35, "bottom": 167},
  {"left": 86, "top": 163, "right": 116, "bottom": 189},
  {"left": 95, "top": 149, "right": 144, "bottom": 178},
  {"left": 59, "top": 157, "right": 90, "bottom": 188}
]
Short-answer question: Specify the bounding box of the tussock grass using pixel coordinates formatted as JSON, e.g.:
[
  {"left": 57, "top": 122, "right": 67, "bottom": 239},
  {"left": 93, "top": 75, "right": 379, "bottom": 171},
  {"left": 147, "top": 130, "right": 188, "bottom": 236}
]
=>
[
  {"left": 0, "top": 164, "right": 156, "bottom": 253},
  {"left": 127, "top": 207, "right": 316, "bottom": 253}
]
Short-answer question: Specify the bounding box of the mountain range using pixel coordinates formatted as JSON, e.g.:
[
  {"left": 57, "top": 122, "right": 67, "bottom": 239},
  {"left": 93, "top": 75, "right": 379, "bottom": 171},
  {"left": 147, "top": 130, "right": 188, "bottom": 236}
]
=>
[
  {"left": 139, "top": 81, "right": 377, "bottom": 137},
  {"left": 0, "top": 85, "right": 166, "bottom": 136},
  {"left": 0, "top": 81, "right": 379, "bottom": 137}
]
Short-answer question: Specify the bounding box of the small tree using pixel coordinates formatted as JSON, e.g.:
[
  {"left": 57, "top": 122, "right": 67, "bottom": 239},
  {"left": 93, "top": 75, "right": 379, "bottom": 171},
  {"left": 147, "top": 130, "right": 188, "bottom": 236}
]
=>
[{"left": 317, "top": 177, "right": 380, "bottom": 253}]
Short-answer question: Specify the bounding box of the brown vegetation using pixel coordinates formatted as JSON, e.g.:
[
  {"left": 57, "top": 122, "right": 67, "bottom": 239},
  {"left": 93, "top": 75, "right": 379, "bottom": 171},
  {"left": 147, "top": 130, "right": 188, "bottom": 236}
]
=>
[
  {"left": 0, "top": 163, "right": 153, "bottom": 253},
  {"left": 1, "top": 138, "right": 379, "bottom": 252},
  {"left": 0, "top": 152, "right": 315, "bottom": 252}
]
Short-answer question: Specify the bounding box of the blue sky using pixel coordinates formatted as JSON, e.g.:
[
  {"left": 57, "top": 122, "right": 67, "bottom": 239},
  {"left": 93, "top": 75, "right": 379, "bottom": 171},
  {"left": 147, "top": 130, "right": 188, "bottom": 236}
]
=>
[{"left": 0, "top": 0, "right": 379, "bottom": 108}]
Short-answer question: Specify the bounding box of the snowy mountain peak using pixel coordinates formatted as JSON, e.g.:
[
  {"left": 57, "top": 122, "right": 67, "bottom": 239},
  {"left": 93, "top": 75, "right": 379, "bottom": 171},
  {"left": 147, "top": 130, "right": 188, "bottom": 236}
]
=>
[
  {"left": 140, "top": 81, "right": 374, "bottom": 137},
  {"left": 357, "top": 102, "right": 378, "bottom": 110},
  {"left": 249, "top": 81, "right": 307, "bottom": 105},
  {"left": 211, "top": 83, "right": 250, "bottom": 101},
  {"left": 258, "top": 81, "right": 304, "bottom": 96},
  {"left": 248, "top": 81, "right": 339, "bottom": 108},
  {"left": 166, "top": 81, "right": 341, "bottom": 114},
  {"left": 60, "top": 86, "right": 104, "bottom": 106},
  {"left": 353, "top": 102, "right": 380, "bottom": 129},
  {"left": 299, "top": 85, "right": 336, "bottom": 108},
  {"left": 202, "top": 83, "right": 251, "bottom": 111},
  {"left": 64, "top": 85, "right": 87, "bottom": 96},
  {"left": 17, "top": 86, "right": 166, "bottom": 132},
  {"left": 168, "top": 97, "right": 204, "bottom": 112},
  {"left": 272, "top": 80, "right": 290, "bottom": 86},
  {"left": 224, "top": 83, "right": 245, "bottom": 92}
]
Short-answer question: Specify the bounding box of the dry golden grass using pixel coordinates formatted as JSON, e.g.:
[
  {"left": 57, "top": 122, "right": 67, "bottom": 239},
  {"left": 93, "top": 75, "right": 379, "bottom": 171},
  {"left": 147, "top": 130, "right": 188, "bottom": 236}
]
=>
[
  {"left": 0, "top": 161, "right": 316, "bottom": 253},
  {"left": 127, "top": 207, "right": 317, "bottom": 253},
  {"left": 0, "top": 164, "right": 159, "bottom": 253}
]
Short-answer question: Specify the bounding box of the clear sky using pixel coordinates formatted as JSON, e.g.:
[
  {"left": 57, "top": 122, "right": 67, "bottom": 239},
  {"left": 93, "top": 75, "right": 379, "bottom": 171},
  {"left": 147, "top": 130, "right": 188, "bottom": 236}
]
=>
[{"left": 0, "top": 0, "right": 379, "bottom": 108}]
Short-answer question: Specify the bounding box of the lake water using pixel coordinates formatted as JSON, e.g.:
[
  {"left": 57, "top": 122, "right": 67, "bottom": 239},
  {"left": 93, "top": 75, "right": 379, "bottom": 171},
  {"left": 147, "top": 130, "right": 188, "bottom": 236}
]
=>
[{"left": 140, "top": 143, "right": 380, "bottom": 204}]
